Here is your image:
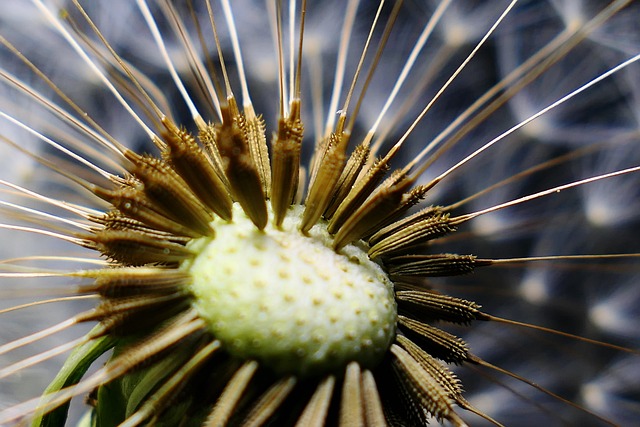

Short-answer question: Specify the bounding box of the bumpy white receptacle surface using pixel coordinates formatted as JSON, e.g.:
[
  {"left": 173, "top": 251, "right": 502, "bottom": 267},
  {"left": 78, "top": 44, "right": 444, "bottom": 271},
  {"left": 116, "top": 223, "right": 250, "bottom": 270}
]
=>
[{"left": 186, "top": 204, "right": 396, "bottom": 376}]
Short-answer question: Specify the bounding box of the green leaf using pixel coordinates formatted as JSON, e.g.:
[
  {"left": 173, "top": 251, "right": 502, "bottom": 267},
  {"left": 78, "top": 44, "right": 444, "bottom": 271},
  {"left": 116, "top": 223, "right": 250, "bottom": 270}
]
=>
[
  {"left": 94, "top": 339, "right": 196, "bottom": 426},
  {"left": 31, "top": 326, "right": 116, "bottom": 427}
]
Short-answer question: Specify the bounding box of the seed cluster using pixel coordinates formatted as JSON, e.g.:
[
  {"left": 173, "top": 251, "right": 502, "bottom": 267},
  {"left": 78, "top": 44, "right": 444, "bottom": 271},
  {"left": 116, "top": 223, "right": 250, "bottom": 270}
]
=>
[
  {"left": 3, "top": 1, "right": 614, "bottom": 426},
  {"left": 50, "top": 85, "right": 494, "bottom": 425}
]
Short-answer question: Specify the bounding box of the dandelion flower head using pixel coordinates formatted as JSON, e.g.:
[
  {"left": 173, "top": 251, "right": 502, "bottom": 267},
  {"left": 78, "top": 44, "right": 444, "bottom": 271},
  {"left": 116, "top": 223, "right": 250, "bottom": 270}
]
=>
[{"left": 0, "top": 1, "right": 639, "bottom": 426}]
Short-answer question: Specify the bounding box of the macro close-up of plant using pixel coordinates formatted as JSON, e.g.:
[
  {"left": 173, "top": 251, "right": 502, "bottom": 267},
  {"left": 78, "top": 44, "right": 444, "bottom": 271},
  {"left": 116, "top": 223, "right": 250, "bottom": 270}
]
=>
[{"left": 0, "top": 0, "right": 639, "bottom": 426}]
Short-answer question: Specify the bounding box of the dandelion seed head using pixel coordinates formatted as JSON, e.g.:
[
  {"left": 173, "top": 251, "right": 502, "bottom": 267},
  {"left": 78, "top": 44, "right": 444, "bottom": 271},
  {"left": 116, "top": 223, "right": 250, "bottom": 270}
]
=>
[{"left": 0, "top": 0, "right": 639, "bottom": 425}]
